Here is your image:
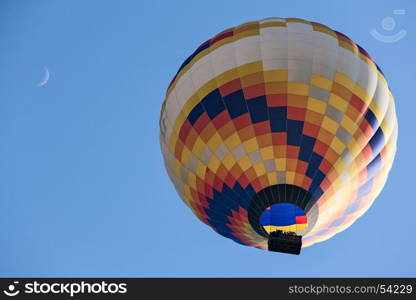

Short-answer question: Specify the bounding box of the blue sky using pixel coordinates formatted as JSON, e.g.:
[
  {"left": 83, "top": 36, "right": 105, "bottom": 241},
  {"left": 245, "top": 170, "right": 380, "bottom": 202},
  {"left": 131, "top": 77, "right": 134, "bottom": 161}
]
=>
[{"left": 0, "top": 0, "right": 415, "bottom": 277}]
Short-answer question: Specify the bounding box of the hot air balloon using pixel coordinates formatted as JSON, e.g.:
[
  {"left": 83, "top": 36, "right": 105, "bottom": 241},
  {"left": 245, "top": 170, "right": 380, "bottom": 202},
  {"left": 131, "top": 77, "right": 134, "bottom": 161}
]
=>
[{"left": 159, "top": 17, "right": 397, "bottom": 254}]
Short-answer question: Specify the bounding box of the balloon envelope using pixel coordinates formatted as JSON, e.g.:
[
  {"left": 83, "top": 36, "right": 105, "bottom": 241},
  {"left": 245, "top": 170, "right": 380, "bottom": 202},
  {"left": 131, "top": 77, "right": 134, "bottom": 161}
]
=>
[{"left": 159, "top": 17, "right": 397, "bottom": 250}]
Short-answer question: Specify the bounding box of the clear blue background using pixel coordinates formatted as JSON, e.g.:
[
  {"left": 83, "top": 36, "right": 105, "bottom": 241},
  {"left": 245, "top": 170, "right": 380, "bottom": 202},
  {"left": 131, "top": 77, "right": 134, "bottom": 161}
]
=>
[{"left": 0, "top": 0, "right": 414, "bottom": 277}]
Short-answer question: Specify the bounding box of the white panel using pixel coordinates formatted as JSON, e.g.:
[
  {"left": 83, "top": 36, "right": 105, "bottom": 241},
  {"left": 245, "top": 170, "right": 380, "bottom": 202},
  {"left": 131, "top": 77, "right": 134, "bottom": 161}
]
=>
[
  {"left": 336, "top": 47, "right": 361, "bottom": 81},
  {"left": 175, "top": 73, "right": 195, "bottom": 109},
  {"left": 286, "top": 21, "right": 313, "bottom": 33},
  {"left": 259, "top": 17, "right": 286, "bottom": 24},
  {"left": 234, "top": 36, "right": 262, "bottom": 65},
  {"left": 189, "top": 59, "right": 215, "bottom": 90},
  {"left": 209, "top": 43, "right": 238, "bottom": 76},
  {"left": 260, "top": 45, "right": 288, "bottom": 60},
  {"left": 372, "top": 79, "right": 390, "bottom": 119},
  {"left": 263, "top": 59, "right": 288, "bottom": 71},
  {"left": 356, "top": 60, "right": 378, "bottom": 98}
]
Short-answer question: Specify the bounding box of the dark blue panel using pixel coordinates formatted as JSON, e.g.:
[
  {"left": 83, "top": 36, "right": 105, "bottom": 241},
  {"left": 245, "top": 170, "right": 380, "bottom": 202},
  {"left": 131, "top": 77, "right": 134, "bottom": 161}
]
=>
[
  {"left": 245, "top": 184, "right": 256, "bottom": 198},
  {"left": 357, "top": 178, "right": 373, "bottom": 199},
  {"left": 223, "top": 90, "right": 248, "bottom": 119},
  {"left": 369, "top": 127, "right": 385, "bottom": 155},
  {"left": 312, "top": 187, "right": 324, "bottom": 199},
  {"left": 364, "top": 109, "right": 378, "bottom": 131},
  {"left": 202, "top": 89, "right": 225, "bottom": 119},
  {"left": 287, "top": 120, "right": 304, "bottom": 146},
  {"left": 299, "top": 136, "right": 316, "bottom": 162},
  {"left": 269, "top": 107, "right": 287, "bottom": 120},
  {"left": 205, "top": 206, "right": 232, "bottom": 220},
  {"left": 310, "top": 170, "right": 325, "bottom": 192},
  {"left": 366, "top": 154, "right": 382, "bottom": 179},
  {"left": 220, "top": 184, "right": 246, "bottom": 211},
  {"left": 232, "top": 182, "right": 251, "bottom": 209},
  {"left": 246, "top": 96, "right": 268, "bottom": 123},
  {"left": 329, "top": 215, "right": 348, "bottom": 228},
  {"left": 270, "top": 119, "right": 286, "bottom": 132},
  {"left": 187, "top": 103, "right": 205, "bottom": 125},
  {"left": 376, "top": 64, "right": 384, "bottom": 76},
  {"left": 269, "top": 107, "right": 287, "bottom": 132},
  {"left": 306, "top": 153, "right": 323, "bottom": 178},
  {"left": 214, "top": 227, "right": 246, "bottom": 245}
]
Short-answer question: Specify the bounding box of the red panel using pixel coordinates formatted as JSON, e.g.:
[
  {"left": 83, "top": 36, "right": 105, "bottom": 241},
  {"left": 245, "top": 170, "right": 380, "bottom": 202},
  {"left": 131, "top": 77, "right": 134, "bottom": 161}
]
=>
[
  {"left": 233, "top": 113, "right": 251, "bottom": 130},
  {"left": 210, "top": 30, "right": 234, "bottom": 46},
  {"left": 266, "top": 94, "right": 287, "bottom": 107},
  {"left": 350, "top": 94, "right": 367, "bottom": 114},
  {"left": 193, "top": 112, "right": 210, "bottom": 134},
  {"left": 296, "top": 216, "right": 307, "bottom": 224},
  {"left": 288, "top": 107, "right": 306, "bottom": 121},
  {"left": 303, "top": 122, "right": 320, "bottom": 138},
  {"left": 219, "top": 78, "right": 242, "bottom": 97},
  {"left": 178, "top": 120, "right": 192, "bottom": 142},
  {"left": 244, "top": 83, "right": 266, "bottom": 99},
  {"left": 253, "top": 121, "right": 270, "bottom": 136},
  {"left": 271, "top": 132, "right": 287, "bottom": 145},
  {"left": 212, "top": 110, "right": 231, "bottom": 129},
  {"left": 286, "top": 146, "right": 299, "bottom": 158}
]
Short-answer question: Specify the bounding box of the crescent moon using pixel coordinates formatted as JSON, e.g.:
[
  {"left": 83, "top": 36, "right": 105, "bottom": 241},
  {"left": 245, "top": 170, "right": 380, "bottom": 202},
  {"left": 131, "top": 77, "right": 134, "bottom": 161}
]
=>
[{"left": 37, "top": 67, "right": 50, "bottom": 87}]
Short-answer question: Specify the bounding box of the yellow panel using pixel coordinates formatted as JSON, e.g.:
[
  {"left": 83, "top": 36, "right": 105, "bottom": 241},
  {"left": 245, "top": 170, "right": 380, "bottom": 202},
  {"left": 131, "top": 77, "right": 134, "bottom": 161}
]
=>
[
  {"left": 340, "top": 116, "right": 357, "bottom": 134},
  {"left": 307, "top": 97, "right": 327, "bottom": 114},
  {"left": 334, "top": 72, "right": 356, "bottom": 91},
  {"left": 173, "top": 159, "right": 181, "bottom": 177},
  {"left": 330, "top": 136, "right": 345, "bottom": 154},
  {"left": 192, "top": 137, "right": 206, "bottom": 157},
  {"left": 353, "top": 84, "right": 371, "bottom": 105},
  {"left": 263, "top": 225, "right": 298, "bottom": 233},
  {"left": 311, "top": 74, "right": 333, "bottom": 90},
  {"left": 260, "top": 146, "right": 274, "bottom": 160},
  {"left": 238, "top": 156, "right": 252, "bottom": 171},
  {"left": 368, "top": 100, "right": 383, "bottom": 123},
  {"left": 183, "top": 185, "right": 192, "bottom": 199},
  {"left": 286, "top": 171, "right": 295, "bottom": 184},
  {"left": 234, "top": 29, "right": 260, "bottom": 41},
  {"left": 181, "top": 147, "right": 191, "bottom": 165},
  {"left": 243, "top": 138, "right": 259, "bottom": 153},
  {"left": 253, "top": 162, "right": 266, "bottom": 176},
  {"left": 223, "top": 153, "right": 236, "bottom": 170},
  {"left": 182, "top": 95, "right": 200, "bottom": 119},
  {"left": 188, "top": 172, "right": 197, "bottom": 189},
  {"left": 215, "top": 68, "right": 240, "bottom": 87},
  {"left": 267, "top": 172, "right": 278, "bottom": 185},
  {"left": 224, "top": 133, "right": 242, "bottom": 150},
  {"left": 207, "top": 156, "right": 221, "bottom": 173},
  {"left": 197, "top": 80, "right": 218, "bottom": 100},
  {"left": 332, "top": 159, "right": 346, "bottom": 174},
  {"left": 296, "top": 223, "right": 307, "bottom": 231},
  {"left": 312, "top": 24, "right": 337, "bottom": 37},
  {"left": 321, "top": 116, "right": 339, "bottom": 134},
  {"left": 347, "top": 139, "right": 361, "bottom": 157},
  {"left": 275, "top": 158, "right": 286, "bottom": 171},
  {"left": 238, "top": 61, "right": 263, "bottom": 77},
  {"left": 259, "top": 22, "right": 287, "bottom": 29},
  {"left": 288, "top": 82, "right": 309, "bottom": 96},
  {"left": 264, "top": 70, "right": 288, "bottom": 82},
  {"left": 287, "top": 18, "right": 310, "bottom": 25},
  {"left": 207, "top": 132, "right": 223, "bottom": 152},
  {"left": 328, "top": 94, "right": 348, "bottom": 112},
  {"left": 196, "top": 162, "right": 206, "bottom": 179}
]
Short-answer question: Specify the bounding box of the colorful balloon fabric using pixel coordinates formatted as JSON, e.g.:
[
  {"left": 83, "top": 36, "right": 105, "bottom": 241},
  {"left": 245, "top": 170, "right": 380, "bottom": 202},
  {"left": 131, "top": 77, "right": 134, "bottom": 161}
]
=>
[{"left": 159, "top": 17, "right": 397, "bottom": 250}]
